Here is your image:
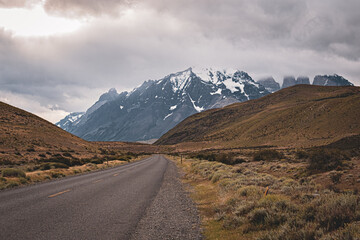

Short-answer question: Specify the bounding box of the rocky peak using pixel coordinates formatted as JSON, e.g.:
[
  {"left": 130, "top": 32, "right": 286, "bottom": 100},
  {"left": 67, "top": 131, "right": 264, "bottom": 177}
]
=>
[
  {"left": 257, "top": 77, "right": 280, "bottom": 93},
  {"left": 313, "top": 74, "right": 354, "bottom": 86},
  {"left": 282, "top": 76, "right": 296, "bottom": 88},
  {"left": 296, "top": 76, "right": 310, "bottom": 85},
  {"left": 99, "top": 88, "right": 119, "bottom": 102}
]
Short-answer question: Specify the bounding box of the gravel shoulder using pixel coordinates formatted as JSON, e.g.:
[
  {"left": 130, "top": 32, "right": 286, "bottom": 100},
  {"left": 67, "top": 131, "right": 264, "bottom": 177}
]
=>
[{"left": 131, "top": 156, "right": 203, "bottom": 240}]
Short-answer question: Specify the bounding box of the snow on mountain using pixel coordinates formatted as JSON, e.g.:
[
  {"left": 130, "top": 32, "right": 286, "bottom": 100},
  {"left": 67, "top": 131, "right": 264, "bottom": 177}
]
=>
[
  {"left": 56, "top": 112, "right": 84, "bottom": 131},
  {"left": 57, "top": 67, "right": 269, "bottom": 142}
]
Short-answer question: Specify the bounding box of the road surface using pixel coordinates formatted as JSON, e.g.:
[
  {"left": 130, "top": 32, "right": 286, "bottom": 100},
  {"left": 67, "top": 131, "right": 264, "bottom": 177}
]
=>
[{"left": 0, "top": 155, "right": 202, "bottom": 240}]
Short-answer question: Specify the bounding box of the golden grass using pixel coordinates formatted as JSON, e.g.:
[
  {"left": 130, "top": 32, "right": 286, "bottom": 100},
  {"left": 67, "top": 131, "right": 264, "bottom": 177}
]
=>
[
  {"left": 157, "top": 85, "right": 360, "bottom": 149},
  {"left": 0, "top": 155, "right": 148, "bottom": 190},
  {"left": 168, "top": 154, "right": 360, "bottom": 240}
]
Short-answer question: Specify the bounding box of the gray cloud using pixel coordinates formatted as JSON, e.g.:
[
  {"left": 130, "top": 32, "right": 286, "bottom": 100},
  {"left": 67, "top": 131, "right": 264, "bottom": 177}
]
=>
[
  {"left": 0, "top": 1, "right": 359, "bottom": 122},
  {"left": 44, "top": 0, "right": 131, "bottom": 17},
  {"left": 0, "top": 0, "right": 40, "bottom": 8}
]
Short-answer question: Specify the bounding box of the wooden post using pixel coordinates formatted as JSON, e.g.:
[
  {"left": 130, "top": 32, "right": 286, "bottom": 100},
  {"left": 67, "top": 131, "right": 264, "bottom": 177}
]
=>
[
  {"left": 264, "top": 186, "right": 269, "bottom": 196},
  {"left": 181, "top": 155, "right": 183, "bottom": 165}
]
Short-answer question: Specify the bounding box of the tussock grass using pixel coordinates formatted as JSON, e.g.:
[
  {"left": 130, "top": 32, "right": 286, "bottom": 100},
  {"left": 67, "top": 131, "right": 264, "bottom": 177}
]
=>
[
  {"left": 0, "top": 153, "right": 146, "bottom": 190},
  {"left": 171, "top": 154, "right": 360, "bottom": 240},
  {"left": 1, "top": 168, "right": 26, "bottom": 178}
]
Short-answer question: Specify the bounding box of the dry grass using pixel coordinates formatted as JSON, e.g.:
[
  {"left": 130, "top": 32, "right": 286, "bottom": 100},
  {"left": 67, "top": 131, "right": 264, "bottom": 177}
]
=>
[
  {"left": 157, "top": 85, "right": 360, "bottom": 149},
  {"left": 0, "top": 154, "right": 147, "bottom": 190},
  {"left": 169, "top": 152, "right": 360, "bottom": 240}
]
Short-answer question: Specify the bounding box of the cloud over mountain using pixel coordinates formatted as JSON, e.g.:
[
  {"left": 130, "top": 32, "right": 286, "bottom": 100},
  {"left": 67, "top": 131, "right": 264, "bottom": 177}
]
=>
[{"left": 0, "top": 0, "right": 359, "bottom": 123}]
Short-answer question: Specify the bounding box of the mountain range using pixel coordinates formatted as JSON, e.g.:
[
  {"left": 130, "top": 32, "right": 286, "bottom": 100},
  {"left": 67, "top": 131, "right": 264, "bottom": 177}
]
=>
[
  {"left": 156, "top": 85, "right": 360, "bottom": 149},
  {"left": 57, "top": 68, "right": 354, "bottom": 142},
  {"left": 57, "top": 67, "right": 269, "bottom": 142}
]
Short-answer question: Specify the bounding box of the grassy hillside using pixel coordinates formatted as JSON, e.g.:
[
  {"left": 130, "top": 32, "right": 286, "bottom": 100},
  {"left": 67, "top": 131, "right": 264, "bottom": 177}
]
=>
[
  {"left": 0, "top": 101, "right": 160, "bottom": 189},
  {"left": 156, "top": 85, "right": 360, "bottom": 148},
  {"left": 0, "top": 101, "right": 98, "bottom": 163}
]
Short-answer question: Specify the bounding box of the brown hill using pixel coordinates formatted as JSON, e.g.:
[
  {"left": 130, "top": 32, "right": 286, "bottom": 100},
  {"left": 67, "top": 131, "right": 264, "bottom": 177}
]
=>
[
  {"left": 156, "top": 85, "right": 360, "bottom": 149},
  {"left": 0, "top": 101, "right": 97, "bottom": 163}
]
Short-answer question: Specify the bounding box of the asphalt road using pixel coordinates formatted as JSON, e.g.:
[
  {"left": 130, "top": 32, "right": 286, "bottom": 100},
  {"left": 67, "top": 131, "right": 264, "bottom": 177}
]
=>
[{"left": 0, "top": 155, "right": 200, "bottom": 240}]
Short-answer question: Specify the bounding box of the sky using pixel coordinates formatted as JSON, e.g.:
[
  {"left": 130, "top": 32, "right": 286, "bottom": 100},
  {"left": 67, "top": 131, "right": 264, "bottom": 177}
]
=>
[{"left": 0, "top": 0, "right": 359, "bottom": 123}]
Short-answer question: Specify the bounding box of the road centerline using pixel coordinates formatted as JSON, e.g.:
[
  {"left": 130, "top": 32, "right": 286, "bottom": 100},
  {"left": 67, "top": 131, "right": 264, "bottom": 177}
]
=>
[
  {"left": 48, "top": 189, "right": 71, "bottom": 198},
  {"left": 92, "top": 179, "right": 103, "bottom": 183}
]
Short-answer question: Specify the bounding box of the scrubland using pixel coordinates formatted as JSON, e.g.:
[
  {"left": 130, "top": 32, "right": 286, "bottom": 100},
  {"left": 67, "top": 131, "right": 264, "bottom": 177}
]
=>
[{"left": 170, "top": 147, "right": 360, "bottom": 239}]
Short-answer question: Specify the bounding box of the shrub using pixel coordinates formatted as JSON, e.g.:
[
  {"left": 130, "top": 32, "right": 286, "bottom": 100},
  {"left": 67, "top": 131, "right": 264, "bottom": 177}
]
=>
[
  {"left": 91, "top": 159, "right": 103, "bottom": 164},
  {"left": 6, "top": 181, "right": 19, "bottom": 188},
  {"left": 190, "top": 152, "right": 242, "bottom": 165},
  {"left": 314, "top": 194, "right": 359, "bottom": 231},
  {"left": 222, "top": 215, "right": 244, "bottom": 229},
  {"left": 62, "top": 152, "right": 73, "bottom": 158},
  {"left": 19, "top": 177, "right": 28, "bottom": 184},
  {"left": 253, "top": 150, "right": 284, "bottom": 161},
  {"left": 295, "top": 150, "right": 309, "bottom": 159},
  {"left": 40, "top": 162, "right": 69, "bottom": 170},
  {"left": 50, "top": 172, "right": 65, "bottom": 178},
  {"left": 1, "top": 168, "right": 26, "bottom": 178},
  {"left": 307, "top": 149, "right": 349, "bottom": 172},
  {"left": 330, "top": 172, "right": 343, "bottom": 184},
  {"left": 248, "top": 208, "right": 268, "bottom": 225},
  {"left": 44, "top": 156, "right": 71, "bottom": 166}
]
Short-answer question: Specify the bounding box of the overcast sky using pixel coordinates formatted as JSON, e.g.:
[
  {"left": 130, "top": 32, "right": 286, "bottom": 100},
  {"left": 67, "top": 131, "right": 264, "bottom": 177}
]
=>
[{"left": 0, "top": 0, "right": 359, "bottom": 123}]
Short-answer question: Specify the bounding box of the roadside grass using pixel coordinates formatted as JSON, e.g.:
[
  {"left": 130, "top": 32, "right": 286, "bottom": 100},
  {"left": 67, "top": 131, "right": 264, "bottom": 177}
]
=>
[
  {"left": 168, "top": 151, "right": 360, "bottom": 240},
  {"left": 0, "top": 154, "right": 147, "bottom": 190}
]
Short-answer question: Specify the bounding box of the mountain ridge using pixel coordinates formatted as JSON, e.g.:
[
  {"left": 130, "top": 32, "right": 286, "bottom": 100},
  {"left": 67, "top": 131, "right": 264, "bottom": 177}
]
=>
[
  {"left": 155, "top": 85, "right": 360, "bottom": 149},
  {"left": 57, "top": 67, "right": 269, "bottom": 141}
]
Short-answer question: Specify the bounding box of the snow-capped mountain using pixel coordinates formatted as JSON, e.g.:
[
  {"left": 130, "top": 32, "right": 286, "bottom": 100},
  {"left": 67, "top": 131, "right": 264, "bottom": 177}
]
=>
[
  {"left": 56, "top": 112, "right": 84, "bottom": 132},
  {"left": 57, "top": 67, "right": 269, "bottom": 142}
]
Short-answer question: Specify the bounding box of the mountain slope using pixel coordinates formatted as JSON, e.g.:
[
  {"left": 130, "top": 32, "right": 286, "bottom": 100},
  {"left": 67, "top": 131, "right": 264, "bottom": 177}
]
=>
[
  {"left": 0, "top": 101, "right": 96, "bottom": 163},
  {"left": 156, "top": 85, "right": 360, "bottom": 148},
  {"left": 313, "top": 74, "right": 354, "bottom": 86},
  {"left": 58, "top": 67, "right": 269, "bottom": 142}
]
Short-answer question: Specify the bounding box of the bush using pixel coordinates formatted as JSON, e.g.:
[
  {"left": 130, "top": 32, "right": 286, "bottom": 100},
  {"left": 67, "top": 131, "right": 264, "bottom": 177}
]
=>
[
  {"left": 6, "top": 181, "right": 19, "bottom": 188},
  {"left": 40, "top": 162, "right": 69, "bottom": 170},
  {"left": 50, "top": 172, "right": 65, "bottom": 178},
  {"left": 253, "top": 150, "right": 284, "bottom": 161},
  {"left": 295, "top": 150, "right": 309, "bottom": 159},
  {"left": 314, "top": 194, "right": 359, "bottom": 231},
  {"left": 330, "top": 172, "right": 343, "bottom": 184},
  {"left": 19, "top": 177, "right": 28, "bottom": 184},
  {"left": 307, "top": 149, "right": 349, "bottom": 172},
  {"left": 62, "top": 152, "right": 73, "bottom": 158},
  {"left": 248, "top": 208, "right": 268, "bottom": 225},
  {"left": 190, "top": 152, "right": 243, "bottom": 165},
  {"left": 91, "top": 159, "right": 103, "bottom": 164},
  {"left": 1, "top": 168, "right": 26, "bottom": 178}
]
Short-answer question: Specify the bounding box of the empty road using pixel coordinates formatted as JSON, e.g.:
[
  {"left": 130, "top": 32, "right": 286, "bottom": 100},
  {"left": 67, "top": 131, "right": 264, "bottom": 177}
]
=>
[{"left": 0, "top": 155, "right": 202, "bottom": 240}]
